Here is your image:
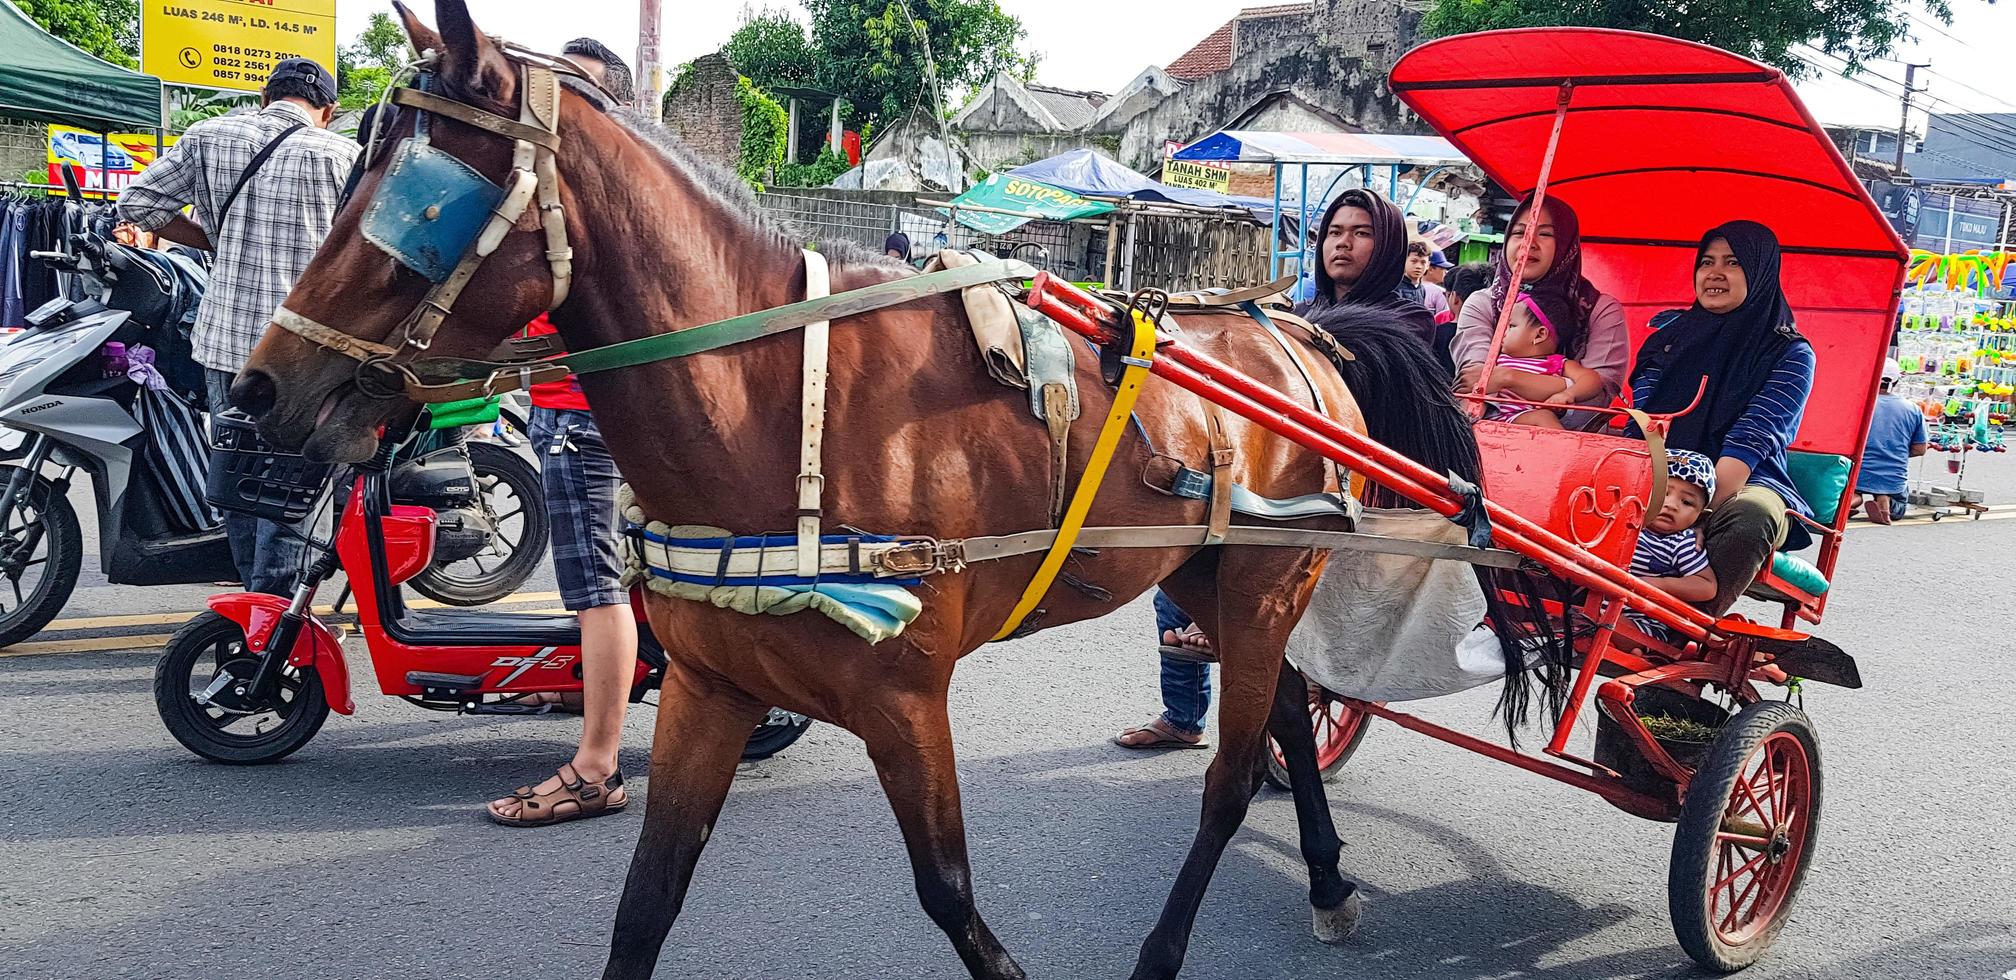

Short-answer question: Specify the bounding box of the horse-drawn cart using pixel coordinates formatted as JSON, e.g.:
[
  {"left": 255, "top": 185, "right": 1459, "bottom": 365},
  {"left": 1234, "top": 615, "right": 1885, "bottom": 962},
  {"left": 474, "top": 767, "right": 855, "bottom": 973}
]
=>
[
  {"left": 227, "top": 8, "right": 1905, "bottom": 974},
  {"left": 1028, "top": 28, "right": 1903, "bottom": 971}
]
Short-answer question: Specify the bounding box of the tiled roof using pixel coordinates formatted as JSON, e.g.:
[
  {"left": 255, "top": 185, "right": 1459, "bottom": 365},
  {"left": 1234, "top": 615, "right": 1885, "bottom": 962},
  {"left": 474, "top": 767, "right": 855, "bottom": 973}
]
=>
[
  {"left": 1165, "top": 4, "right": 1312, "bottom": 80},
  {"left": 1025, "top": 84, "right": 1107, "bottom": 130}
]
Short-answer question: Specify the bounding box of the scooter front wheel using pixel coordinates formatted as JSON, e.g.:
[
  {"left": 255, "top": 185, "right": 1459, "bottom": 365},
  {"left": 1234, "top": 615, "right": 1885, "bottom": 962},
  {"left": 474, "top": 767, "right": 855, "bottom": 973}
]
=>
[
  {"left": 154, "top": 612, "right": 331, "bottom": 764},
  {"left": 0, "top": 465, "right": 82, "bottom": 649}
]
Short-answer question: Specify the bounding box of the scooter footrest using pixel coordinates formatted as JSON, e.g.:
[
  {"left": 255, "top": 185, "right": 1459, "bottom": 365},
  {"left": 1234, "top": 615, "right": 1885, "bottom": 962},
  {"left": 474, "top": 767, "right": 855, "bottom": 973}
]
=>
[
  {"left": 462, "top": 701, "right": 555, "bottom": 716},
  {"left": 406, "top": 671, "right": 484, "bottom": 697}
]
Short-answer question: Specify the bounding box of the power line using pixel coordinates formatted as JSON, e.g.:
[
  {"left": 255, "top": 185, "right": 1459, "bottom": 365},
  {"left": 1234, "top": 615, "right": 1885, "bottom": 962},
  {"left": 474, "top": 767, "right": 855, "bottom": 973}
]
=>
[
  {"left": 1794, "top": 48, "right": 2016, "bottom": 158},
  {"left": 1906, "top": 10, "right": 1974, "bottom": 50},
  {"left": 1922, "top": 67, "right": 2016, "bottom": 115}
]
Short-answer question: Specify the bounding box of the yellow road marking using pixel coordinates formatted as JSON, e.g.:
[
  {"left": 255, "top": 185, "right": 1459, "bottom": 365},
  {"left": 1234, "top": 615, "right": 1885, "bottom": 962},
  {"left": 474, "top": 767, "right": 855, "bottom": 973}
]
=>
[
  {"left": 42, "top": 591, "right": 564, "bottom": 632},
  {"left": 1, "top": 633, "right": 176, "bottom": 658}
]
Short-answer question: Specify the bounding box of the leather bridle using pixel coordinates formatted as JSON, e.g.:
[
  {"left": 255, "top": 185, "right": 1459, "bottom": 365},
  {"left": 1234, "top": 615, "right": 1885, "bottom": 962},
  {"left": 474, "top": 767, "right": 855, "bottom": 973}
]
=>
[{"left": 273, "top": 43, "right": 594, "bottom": 399}]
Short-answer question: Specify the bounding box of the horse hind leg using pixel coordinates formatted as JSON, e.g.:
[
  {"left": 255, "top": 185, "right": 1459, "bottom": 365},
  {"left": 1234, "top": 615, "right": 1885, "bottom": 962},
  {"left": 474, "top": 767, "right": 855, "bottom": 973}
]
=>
[
  {"left": 1266, "top": 662, "right": 1361, "bottom": 944},
  {"left": 859, "top": 689, "right": 1026, "bottom": 980},
  {"left": 1129, "top": 574, "right": 1295, "bottom": 980},
  {"left": 602, "top": 665, "right": 767, "bottom": 980}
]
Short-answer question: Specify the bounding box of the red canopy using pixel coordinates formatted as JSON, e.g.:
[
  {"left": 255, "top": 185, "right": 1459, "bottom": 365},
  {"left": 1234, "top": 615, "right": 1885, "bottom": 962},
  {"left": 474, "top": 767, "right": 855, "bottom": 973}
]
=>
[{"left": 1392, "top": 28, "right": 1907, "bottom": 457}]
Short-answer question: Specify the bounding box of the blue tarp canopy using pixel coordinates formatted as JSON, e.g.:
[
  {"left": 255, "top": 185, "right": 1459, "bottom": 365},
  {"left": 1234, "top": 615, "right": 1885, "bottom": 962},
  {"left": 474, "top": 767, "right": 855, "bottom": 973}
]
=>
[{"left": 1008, "top": 148, "right": 1275, "bottom": 221}]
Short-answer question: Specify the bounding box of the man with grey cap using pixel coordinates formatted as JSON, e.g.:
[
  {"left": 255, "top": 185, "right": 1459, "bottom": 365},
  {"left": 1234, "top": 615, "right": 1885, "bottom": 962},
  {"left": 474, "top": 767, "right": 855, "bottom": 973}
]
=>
[{"left": 122, "top": 58, "right": 359, "bottom": 593}]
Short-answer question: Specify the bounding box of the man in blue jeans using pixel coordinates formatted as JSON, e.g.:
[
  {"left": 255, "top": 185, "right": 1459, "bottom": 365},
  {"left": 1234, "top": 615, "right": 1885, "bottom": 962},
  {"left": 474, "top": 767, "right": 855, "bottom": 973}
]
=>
[
  {"left": 1112, "top": 590, "right": 1212, "bottom": 749},
  {"left": 1853, "top": 358, "right": 1928, "bottom": 524}
]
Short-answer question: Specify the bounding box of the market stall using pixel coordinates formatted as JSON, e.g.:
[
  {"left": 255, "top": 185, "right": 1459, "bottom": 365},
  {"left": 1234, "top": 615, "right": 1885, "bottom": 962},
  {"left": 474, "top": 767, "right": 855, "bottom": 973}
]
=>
[
  {"left": 1890, "top": 248, "right": 2014, "bottom": 517},
  {"left": 1170, "top": 129, "right": 1472, "bottom": 280}
]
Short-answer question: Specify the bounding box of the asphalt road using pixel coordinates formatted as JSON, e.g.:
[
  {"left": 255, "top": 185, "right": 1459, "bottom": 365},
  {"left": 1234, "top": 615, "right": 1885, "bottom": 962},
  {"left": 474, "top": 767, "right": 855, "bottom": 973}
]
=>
[{"left": 3, "top": 456, "right": 2014, "bottom": 980}]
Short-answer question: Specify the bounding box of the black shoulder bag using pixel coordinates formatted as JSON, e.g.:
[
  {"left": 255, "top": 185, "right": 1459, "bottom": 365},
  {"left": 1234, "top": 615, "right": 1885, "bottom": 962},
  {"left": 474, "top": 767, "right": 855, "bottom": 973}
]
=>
[{"left": 209, "top": 123, "right": 306, "bottom": 240}]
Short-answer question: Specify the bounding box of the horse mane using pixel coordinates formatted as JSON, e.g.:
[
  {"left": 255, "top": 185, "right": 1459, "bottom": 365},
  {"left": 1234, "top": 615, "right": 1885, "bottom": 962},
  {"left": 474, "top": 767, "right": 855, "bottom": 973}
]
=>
[
  {"left": 1304, "top": 304, "right": 1573, "bottom": 736},
  {"left": 599, "top": 106, "right": 894, "bottom": 271}
]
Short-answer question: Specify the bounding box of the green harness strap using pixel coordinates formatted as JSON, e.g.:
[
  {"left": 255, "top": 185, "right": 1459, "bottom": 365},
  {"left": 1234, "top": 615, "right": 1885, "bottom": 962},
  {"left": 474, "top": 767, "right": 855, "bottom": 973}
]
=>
[{"left": 399, "top": 258, "right": 1039, "bottom": 402}]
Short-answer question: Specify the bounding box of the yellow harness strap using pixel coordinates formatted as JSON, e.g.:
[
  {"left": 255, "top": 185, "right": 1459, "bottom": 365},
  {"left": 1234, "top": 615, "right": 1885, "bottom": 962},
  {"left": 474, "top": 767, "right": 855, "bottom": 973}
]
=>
[{"left": 992, "top": 310, "right": 1158, "bottom": 641}]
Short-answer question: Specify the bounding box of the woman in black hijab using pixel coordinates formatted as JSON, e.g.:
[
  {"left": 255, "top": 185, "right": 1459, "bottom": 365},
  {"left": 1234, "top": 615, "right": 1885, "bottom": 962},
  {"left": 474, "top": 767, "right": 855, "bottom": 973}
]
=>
[
  {"left": 1296, "top": 188, "right": 1437, "bottom": 347},
  {"left": 1630, "top": 220, "right": 1817, "bottom": 615}
]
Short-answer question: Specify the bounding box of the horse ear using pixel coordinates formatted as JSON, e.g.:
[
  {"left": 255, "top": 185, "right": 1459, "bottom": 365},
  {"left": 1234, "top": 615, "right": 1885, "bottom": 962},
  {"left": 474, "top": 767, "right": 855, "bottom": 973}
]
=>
[
  {"left": 390, "top": 1, "right": 441, "bottom": 59},
  {"left": 430, "top": 0, "right": 516, "bottom": 105}
]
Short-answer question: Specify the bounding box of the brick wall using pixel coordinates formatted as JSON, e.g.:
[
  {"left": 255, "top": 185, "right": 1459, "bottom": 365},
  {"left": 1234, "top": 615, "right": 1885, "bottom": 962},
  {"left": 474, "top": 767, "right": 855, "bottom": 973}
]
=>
[
  {"left": 662, "top": 55, "right": 743, "bottom": 176},
  {"left": 0, "top": 119, "right": 48, "bottom": 184}
]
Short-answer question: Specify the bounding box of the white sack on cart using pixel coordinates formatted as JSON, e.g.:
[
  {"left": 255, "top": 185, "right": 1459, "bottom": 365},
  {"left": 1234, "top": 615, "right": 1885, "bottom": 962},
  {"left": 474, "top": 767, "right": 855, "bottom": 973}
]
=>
[{"left": 1283, "top": 507, "right": 1506, "bottom": 703}]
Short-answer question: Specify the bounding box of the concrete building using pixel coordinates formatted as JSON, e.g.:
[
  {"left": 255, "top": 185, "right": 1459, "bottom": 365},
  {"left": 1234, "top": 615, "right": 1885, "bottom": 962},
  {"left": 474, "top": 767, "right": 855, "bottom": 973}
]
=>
[
  {"left": 1904, "top": 112, "right": 2016, "bottom": 184},
  {"left": 952, "top": 74, "right": 1111, "bottom": 171}
]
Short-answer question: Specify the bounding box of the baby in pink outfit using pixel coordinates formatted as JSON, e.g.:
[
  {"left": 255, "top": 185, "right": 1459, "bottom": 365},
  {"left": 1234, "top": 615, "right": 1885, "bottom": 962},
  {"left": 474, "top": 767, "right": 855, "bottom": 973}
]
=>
[{"left": 1482, "top": 293, "right": 1603, "bottom": 428}]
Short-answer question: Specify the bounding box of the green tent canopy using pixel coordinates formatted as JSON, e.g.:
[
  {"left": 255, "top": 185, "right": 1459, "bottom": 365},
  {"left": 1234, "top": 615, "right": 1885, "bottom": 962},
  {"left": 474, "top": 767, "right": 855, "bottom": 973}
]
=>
[
  {"left": 1, "top": 0, "right": 162, "bottom": 131},
  {"left": 938, "top": 173, "right": 1115, "bottom": 235}
]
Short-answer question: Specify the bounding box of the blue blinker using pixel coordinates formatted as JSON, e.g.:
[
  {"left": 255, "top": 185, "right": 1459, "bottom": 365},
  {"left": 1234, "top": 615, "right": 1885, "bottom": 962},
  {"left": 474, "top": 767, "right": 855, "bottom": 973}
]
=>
[{"left": 361, "top": 138, "right": 506, "bottom": 283}]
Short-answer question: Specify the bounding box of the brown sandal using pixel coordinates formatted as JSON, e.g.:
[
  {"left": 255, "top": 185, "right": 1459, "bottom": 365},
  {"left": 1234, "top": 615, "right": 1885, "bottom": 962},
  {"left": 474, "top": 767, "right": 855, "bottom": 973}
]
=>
[
  {"left": 1157, "top": 626, "right": 1218, "bottom": 664},
  {"left": 485, "top": 764, "right": 627, "bottom": 827},
  {"left": 1112, "top": 717, "right": 1210, "bottom": 750}
]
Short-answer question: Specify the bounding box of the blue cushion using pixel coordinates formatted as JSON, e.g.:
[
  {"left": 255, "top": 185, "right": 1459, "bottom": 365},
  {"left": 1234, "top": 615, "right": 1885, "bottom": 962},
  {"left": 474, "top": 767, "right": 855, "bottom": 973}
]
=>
[
  {"left": 1785, "top": 452, "right": 1851, "bottom": 526},
  {"left": 1770, "top": 551, "right": 1832, "bottom": 596}
]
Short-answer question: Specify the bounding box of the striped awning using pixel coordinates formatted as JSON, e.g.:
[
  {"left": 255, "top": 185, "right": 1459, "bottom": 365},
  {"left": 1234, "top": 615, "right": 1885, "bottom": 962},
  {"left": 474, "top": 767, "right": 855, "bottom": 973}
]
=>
[{"left": 1172, "top": 130, "right": 1469, "bottom": 167}]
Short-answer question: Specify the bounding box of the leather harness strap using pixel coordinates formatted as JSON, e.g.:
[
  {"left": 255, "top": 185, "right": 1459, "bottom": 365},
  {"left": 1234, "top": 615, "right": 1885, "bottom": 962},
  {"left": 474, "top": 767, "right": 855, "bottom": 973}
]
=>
[
  {"left": 1624, "top": 407, "right": 1669, "bottom": 524},
  {"left": 1202, "top": 403, "right": 1236, "bottom": 545},
  {"left": 273, "top": 308, "right": 399, "bottom": 361},
  {"left": 797, "top": 249, "right": 832, "bottom": 576},
  {"left": 953, "top": 523, "right": 1524, "bottom": 570},
  {"left": 391, "top": 86, "right": 562, "bottom": 152}
]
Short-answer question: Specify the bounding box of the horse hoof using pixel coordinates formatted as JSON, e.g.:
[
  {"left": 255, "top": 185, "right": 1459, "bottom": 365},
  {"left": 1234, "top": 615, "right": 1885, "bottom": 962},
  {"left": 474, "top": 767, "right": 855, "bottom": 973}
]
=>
[{"left": 1311, "top": 889, "right": 1363, "bottom": 944}]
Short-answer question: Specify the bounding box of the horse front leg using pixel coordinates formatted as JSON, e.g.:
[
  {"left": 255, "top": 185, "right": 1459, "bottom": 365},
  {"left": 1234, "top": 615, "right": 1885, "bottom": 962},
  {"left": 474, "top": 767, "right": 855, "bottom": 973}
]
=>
[
  {"left": 602, "top": 663, "right": 766, "bottom": 980},
  {"left": 858, "top": 688, "right": 1026, "bottom": 980},
  {"left": 1128, "top": 599, "right": 1288, "bottom": 980},
  {"left": 1265, "top": 662, "right": 1360, "bottom": 943}
]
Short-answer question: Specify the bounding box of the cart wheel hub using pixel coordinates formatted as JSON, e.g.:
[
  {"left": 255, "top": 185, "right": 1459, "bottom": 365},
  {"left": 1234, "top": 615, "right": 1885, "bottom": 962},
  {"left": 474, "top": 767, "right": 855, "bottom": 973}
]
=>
[{"left": 1767, "top": 828, "right": 1793, "bottom": 863}]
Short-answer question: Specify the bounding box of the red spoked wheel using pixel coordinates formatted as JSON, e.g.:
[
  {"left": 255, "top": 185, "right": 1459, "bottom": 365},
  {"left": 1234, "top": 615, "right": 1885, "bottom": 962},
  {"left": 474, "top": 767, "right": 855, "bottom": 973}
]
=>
[
  {"left": 1263, "top": 687, "right": 1372, "bottom": 790},
  {"left": 1668, "top": 701, "right": 1822, "bottom": 972}
]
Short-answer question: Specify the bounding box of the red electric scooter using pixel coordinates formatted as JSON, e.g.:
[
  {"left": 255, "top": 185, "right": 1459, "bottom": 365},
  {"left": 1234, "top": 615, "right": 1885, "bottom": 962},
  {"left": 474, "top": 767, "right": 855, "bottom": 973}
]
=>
[{"left": 153, "top": 411, "right": 811, "bottom": 764}]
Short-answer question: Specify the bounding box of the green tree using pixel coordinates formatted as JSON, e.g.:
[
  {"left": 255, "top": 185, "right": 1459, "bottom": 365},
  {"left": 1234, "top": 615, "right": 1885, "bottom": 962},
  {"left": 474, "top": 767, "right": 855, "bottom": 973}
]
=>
[
  {"left": 337, "top": 11, "right": 409, "bottom": 109},
  {"left": 18, "top": 0, "right": 139, "bottom": 69},
  {"left": 803, "top": 0, "right": 1036, "bottom": 131},
  {"left": 1419, "top": 0, "right": 1954, "bottom": 77},
  {"left": 723, "top": 6, "right": 820, "bottom": 92}
]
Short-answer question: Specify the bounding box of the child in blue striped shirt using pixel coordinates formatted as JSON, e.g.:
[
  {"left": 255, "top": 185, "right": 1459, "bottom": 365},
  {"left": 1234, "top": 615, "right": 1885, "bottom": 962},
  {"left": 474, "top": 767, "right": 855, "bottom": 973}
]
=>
[{"left": 1626, "top": 451, "right": 1720, "bottom": 642}]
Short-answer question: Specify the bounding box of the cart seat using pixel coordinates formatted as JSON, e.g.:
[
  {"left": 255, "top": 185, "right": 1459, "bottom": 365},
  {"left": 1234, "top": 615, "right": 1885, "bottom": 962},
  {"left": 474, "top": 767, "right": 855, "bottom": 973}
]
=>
[
  {"left": 1767, "top": 552, "right": 1831, "bottom": 596},
  {"left": 1745, "top": 451, "right": 1852, "bottom": 615}
]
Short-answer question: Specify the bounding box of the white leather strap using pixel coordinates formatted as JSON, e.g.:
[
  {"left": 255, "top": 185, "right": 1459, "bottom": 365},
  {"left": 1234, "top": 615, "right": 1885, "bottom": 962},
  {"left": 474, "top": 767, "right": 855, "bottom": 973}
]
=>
[{"left": 796, "top": 249, "right": 832, "bottom": 575}]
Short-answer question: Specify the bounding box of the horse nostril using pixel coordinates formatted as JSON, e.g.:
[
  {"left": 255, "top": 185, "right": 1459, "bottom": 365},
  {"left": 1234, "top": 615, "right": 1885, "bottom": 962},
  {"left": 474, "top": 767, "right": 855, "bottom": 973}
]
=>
[{"left": 230, "top": 371, "right": 277, "bottom": 417}]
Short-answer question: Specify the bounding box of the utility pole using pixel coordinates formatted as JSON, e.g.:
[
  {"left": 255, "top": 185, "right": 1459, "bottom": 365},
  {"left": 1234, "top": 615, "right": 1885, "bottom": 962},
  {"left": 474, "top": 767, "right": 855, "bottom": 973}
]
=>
[
  {"left": 638, "top": 0, "right": 663, "bottom": 121},
  {"left": 1896, "top": 62, "right": 1929, "bottom": 174}
]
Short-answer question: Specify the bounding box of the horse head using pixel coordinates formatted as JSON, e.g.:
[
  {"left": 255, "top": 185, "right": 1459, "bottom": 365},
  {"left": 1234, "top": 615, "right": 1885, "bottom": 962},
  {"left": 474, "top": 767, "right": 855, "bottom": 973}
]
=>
[{"left": 235, "top": 0, "right": 591, "bottom": 462}]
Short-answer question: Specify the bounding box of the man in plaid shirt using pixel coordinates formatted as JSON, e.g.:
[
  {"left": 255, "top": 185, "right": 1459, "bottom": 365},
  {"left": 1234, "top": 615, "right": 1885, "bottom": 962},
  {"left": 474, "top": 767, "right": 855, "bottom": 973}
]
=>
[{"left": 121, "top": 59, "right": 358, "bottom": 593}]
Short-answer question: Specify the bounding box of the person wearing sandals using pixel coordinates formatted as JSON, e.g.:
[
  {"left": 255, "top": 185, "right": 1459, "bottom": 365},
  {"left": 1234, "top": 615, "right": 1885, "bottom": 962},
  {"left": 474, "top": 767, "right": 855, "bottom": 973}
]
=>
[
  {"left": 485, "top": 39, "right": 638, "bottom": 828},
  {"left": 1112, "top": 591, "right": 1215, "bottom": 749},
  {"left": 1115, "top": 188, "right": 1431, "bottom": 752}
]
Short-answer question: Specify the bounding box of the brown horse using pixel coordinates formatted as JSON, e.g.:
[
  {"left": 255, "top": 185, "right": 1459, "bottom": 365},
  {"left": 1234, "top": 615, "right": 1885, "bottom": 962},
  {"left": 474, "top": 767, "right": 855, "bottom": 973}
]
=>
[{"left": 229, "top": 4, "right": 1477, "bottom": 976}]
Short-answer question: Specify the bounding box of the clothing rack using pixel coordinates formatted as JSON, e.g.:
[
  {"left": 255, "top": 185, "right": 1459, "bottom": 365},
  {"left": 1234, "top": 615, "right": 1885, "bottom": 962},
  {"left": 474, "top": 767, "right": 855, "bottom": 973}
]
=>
[{"left": 0, "top": 179, "right": 121, "bottom": 199}]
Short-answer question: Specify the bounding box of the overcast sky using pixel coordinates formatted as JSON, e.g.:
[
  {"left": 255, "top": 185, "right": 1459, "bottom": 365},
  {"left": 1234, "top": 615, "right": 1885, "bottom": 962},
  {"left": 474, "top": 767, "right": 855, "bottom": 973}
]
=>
[{"left": 345, "top": 1, "right": 2016, "bottom": 145}]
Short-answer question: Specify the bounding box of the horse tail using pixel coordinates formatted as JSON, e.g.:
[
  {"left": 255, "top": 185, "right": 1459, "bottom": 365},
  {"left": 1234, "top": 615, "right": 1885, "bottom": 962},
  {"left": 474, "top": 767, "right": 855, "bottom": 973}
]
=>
[{"left": 1303, "top": 306, "right": 1572, "bottom": 739}]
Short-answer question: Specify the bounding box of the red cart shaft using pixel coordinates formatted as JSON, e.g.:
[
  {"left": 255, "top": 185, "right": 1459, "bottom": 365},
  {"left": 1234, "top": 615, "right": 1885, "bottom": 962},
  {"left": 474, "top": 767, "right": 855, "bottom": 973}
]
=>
[{"left": 1028, "top": 275, "right": 1716, "bottom": 637}]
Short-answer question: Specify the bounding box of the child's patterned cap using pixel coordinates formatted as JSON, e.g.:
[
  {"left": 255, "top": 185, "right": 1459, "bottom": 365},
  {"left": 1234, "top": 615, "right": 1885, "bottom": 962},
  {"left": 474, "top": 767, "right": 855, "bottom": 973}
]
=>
[{"left": 1666, "top": 449, "right": 1716, "bottom": 500}]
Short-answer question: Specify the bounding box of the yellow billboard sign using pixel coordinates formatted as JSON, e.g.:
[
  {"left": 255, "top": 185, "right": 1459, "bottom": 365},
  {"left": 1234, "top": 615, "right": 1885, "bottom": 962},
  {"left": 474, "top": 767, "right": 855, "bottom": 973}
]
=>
[
  {"left": 1163, "top": 159, "right": 1232, "bottom": 194},
  {"left": 143, "top": 0, "right": 338, "bottom": 93},
  {"left": 46, "top": 126, "right": 179, "bottom": 198}
]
